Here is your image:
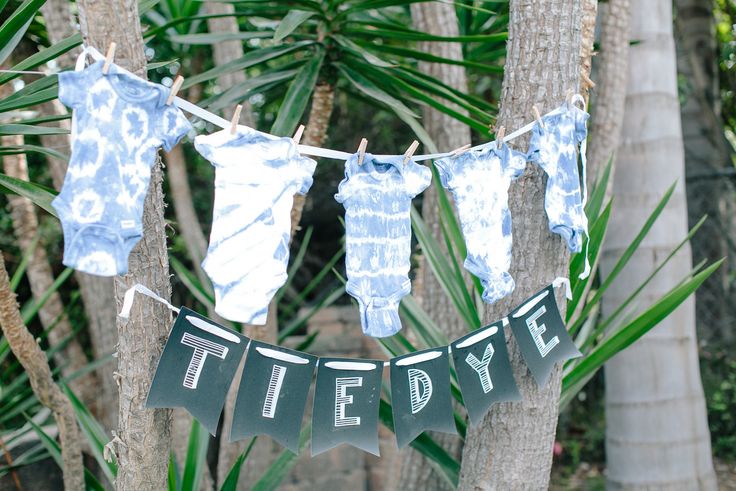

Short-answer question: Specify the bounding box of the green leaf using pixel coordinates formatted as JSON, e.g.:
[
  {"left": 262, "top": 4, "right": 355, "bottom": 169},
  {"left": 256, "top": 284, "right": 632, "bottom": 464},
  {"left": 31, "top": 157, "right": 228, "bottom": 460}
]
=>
[
  {"left": 167, "top": 31, "right": 273, "bottom": 44},
  {"left": 569, "top": 182, "right": 677, "bottom": 333},
  {"left": 182, "top": 42, "right": 313, "bottom": 89},
  {"left": 562, "top": 259, "right": 723, "bottom": 401},
  {"left": 0, "top": 33, "right": 81, "bottom": 85},
  {"left": 0, "top": 0, "right": 47, "bottom": 65},
  {"left": 219, "top": 439, "right": 257, "bottom": 491},
  {"left": 345, "top": 21, "right": 507, "bottom": 43},
  {"left": 0, "top": 173, "right": 57, "bottom": 216},
  {"left": 352, "top": 41, "right": 504, "bottom": 74},
  {"left": 378, "top": 400, "right": 459, "bottom": 487},
  {"left": 0, "top": 124, "right": 68, "bottom": 136},
  {"left": 25, "top": 415, "right": 105, "bottom": 490},
  {"left": 337, "top": 63, "right": 417, "bottom": 118},
  {"left": 273, "top": 10, "right": 315, "bottom": 42},
  {"left": 270, "top": 48, "right": 324, "bottom": 136},
  {"left": 180, "top": 420, "right": 209, "bottom": 491},
  {"left": 0, "top": 144, "right": 68, "bottom": 162},
  {"left": 410, "top": 206, "right": 480, "bottom": 330},
  {"left": 65, "top": 386, "right": 117, "bottom": 484},
  {"left": 250, "top": 425, "right": 310, "bottom": 491}
]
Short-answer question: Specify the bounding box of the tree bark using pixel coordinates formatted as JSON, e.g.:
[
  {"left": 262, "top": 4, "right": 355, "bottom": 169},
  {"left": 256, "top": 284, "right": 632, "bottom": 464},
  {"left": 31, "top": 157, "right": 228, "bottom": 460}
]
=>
[
  {"left": 0, "top": 251, "right": 84, "bottom": 491},
  {"left": 39, "top": 0, "right": 120, "bottom": 431},
  {"left": 457, "top": 1, "right": 582, "bottom": 489},
  {"left": 204, "top": 0, "right": 254, "bottom": 125},
  {"left": 601, "top": 0, "right": 717, "bottom": 489},
  {"left": 394, "top": 3, "right": 470, "bottom": 490},
  {"left": 587, "top": 0, "right": 630, "bottom": 191},
  {"left": 675, "top": 0, "right": 733, "bottom": 345},
  {"left": 1, "top": 134, "right": 95, "bottom": 404},
  {"left": 74, "top": 1, "right": 174, "bottom": 489}
]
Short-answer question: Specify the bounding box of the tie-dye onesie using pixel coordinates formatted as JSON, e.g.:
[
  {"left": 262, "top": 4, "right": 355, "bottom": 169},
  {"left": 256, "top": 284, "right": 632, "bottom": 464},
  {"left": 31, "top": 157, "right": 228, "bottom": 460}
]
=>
[
  {"left": 434, "top": 142, "right": 528, "bottom": 304},
  {"left": 53, "top": 60, "right": 191, "bottom": 276},
  {"left": 194, "top": 127, "right": 316, "bottom": 325},
  {"left": 335, "top": 153, "right": 431, "bottom": 337}
]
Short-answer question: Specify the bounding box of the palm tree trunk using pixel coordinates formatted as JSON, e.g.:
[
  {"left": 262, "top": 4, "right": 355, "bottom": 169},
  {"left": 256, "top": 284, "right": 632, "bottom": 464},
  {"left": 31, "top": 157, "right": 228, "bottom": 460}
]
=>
[
  {"left": 457, "top": 1, "right": 582, "bottom": 488},
  {"left": 1, "top": 136, "right": 95, "bottom": 401},
  {"left": 601, "top": 0, "right": 717, "bottom": 488},
  {"left": 39, "top": 0, "right": 120, "bottom": 431},
  {"left": 393, "top": 3, "right": 470, "bottom": 490},
  {"left": 587, "top": 0, "right": 630, "bottom": 192},
  {"left": 0, "top": 252, "right": 84, "bottom": 491},
  {"left": 675, "top": 0, "right": 734, "bottom": 345},
  {"left": 74, "top": 1, "right": 174, "bottom": 489}
]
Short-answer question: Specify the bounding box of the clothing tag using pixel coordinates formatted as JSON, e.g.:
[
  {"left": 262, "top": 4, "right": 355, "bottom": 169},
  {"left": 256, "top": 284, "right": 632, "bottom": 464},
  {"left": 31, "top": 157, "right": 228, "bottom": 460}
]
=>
[{"left": 120, "top": 219, "right": 136, "bottom": 229}]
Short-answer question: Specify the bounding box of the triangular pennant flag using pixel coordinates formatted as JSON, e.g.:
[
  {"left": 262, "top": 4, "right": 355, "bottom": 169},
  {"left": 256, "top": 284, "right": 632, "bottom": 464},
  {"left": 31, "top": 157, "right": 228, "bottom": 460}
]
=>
[
  {"left": 311, "top": 358, "right": 383, "bottom": 456},
  {"left": 146, "top": 307, "right": 248, "bottom": 435},
  {"left": 450, "top": 320, "right": 521, "bottom": 426},
  {"left": 229, "top": 341, "right": 317, "bottom": 453},
  {"left": 390, "top": 347, "right": 456, "bottom": 448},
  {"left": 508, "top": 284, "right": 581, "bottom": 387}
]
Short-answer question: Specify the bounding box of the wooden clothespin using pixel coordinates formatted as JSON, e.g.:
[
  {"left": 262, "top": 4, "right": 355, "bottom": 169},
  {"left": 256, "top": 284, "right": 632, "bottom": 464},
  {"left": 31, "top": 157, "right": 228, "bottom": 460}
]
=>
[
  {"left": 450, "top": 143, "right": 471, "bottom": 157},
  {"left": 102, "top": 42, "right": 117, "bottom": 75},
  {"left": 357, "top": 138, "right": 368, "bottom": 166},
  {"left": 230, "top": 104, "right": 242, "bottom": 135},
  {"left": 403, "top": 140, "right": 419, "bottom": 165},
  {"left": 496, "top": 125, "right": 506, "bottom": 144},
  {"left": 532, "top": 105, "right": 545, "bottom": 129},
  {"left": 166, "top": 75, "right": 184, "bottom": 106},
  {"left": 292, "top": 124, "right": 305, "bottom": 144}
]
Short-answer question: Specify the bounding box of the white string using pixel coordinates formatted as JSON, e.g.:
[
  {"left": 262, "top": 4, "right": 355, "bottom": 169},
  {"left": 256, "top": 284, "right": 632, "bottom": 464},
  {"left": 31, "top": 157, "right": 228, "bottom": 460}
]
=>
[
  {"left": 79, "top": 45, "right": 575, "bottom": 163},
  {"left": 118, "top": 284, "right": 180, "bottom": 318},
  {"left": 552, "top": 276, "right": 573, "bottom": 301}
]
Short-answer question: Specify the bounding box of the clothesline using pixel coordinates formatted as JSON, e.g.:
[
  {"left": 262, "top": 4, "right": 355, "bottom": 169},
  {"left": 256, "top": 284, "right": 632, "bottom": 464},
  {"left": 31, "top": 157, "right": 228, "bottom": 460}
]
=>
[{"left": 79, "top": 45, "right": 583, "bottom": 163}]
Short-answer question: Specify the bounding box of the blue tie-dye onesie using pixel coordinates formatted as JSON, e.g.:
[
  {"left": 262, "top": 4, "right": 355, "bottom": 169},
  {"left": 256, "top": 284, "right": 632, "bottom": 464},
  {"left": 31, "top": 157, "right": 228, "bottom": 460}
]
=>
[
  {"left": 53, "top": 60, "right": 191, "bottom": 276},
  {"left": 194, "top": 126, "right": 317, "bottom": 325},
  {"left": 434, "top": 142, "right": 528, "bottom": 304},
  {"left": 528, "top": 101, "right": 590, "bottom": 254},
  {"left": 335, "top": 154, "right": 431, "bottom": 337}
]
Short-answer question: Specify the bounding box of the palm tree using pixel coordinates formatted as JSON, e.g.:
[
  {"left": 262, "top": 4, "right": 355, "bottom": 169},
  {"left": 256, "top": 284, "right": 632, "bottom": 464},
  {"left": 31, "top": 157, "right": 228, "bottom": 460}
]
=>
[{"left": 601, "top": 0, "right": 717, "bottom": 488}]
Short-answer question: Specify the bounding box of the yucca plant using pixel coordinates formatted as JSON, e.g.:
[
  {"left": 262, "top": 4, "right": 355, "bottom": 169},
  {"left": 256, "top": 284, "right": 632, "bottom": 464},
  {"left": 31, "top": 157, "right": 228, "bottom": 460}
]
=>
[{"left": 369, "top": 159, "right": 721, "bottom": 487}]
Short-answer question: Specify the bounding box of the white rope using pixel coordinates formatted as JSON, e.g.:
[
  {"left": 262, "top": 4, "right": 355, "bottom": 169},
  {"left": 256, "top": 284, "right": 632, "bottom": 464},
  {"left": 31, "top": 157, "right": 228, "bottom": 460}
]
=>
[
  {"left": 79, "top": 45, "right": 575, "bottom": 162},
  {"left": 552, "top": 276, "right": 573, "bottom": 301},
  {"left": 118, "top": 284, "right": 180, "bottom": 318}
]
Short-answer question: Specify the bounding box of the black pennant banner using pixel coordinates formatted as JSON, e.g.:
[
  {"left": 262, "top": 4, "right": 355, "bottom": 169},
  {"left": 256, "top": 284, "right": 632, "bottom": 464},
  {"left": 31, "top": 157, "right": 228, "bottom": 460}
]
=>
[
  {"left": 146, "top": 307, "right": 248, "bottom": 435},
  {"left": 145, "top": 282, "right": 581, "bottom": 453},
  {"left": 311, "top": 358, "right": 383, "bottom": 456},
  {"left": 508, "top": 285, "right": 581, "bottom": 387},
  {"left": 390, "top": 348, "right": 456, "bottom": 448},
  {"left": 229, "top": 341, "right": 317, "bottom": 453},
  {"left": 450, "top": 319, "right": 521, "bottom": 426}
]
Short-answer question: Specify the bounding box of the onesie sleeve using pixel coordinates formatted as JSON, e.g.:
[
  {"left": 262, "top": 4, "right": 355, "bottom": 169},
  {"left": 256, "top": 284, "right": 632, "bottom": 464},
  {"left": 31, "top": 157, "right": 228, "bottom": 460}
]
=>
[
  {"left": 292, "top": 153, "right": 317, "bottom": 196},
  {"left": 159, "top": 105, "right": 192, "bottom": 152},
  {"left": 433, "top": 156, "right": 456, "bottom": 189},
  {"left": 502, "top": 145, "right": 528, "bottom": 180},
  {"left": 573, "top": 107, "right": 590, "bottom": 144},
  {"left": 526, "top": 124, "right": 546, "bottom": 169},
  {"left": 57, "top": 69, "right": 92, "bottom": 109},
  {"left": 404, "top": 160, "right": 432, "bottom": 198},
  {"left": 334, "top": 155, "right": 359, "bottom": 204}
]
